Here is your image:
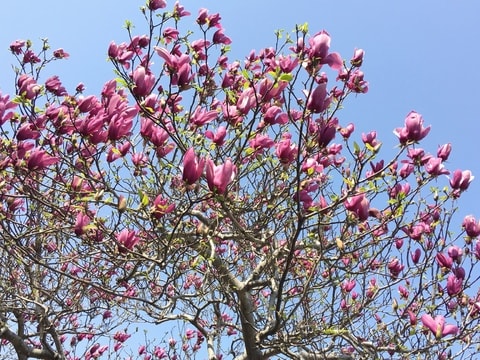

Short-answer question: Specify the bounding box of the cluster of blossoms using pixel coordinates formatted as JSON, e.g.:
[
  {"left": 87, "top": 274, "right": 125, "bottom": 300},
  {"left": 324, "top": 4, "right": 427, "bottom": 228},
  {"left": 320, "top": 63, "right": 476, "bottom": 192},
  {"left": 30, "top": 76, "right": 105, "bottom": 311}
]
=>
[{"left": 0, "top": 1, "right": 478, "bottom": 359}]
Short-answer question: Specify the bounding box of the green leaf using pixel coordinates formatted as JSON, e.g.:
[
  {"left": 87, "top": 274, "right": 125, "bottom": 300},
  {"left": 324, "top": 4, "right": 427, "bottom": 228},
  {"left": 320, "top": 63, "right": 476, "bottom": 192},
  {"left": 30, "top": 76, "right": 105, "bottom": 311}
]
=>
[
  {"left": 278, "top": 73, "right": 293, "bottom": 82},
  {"left": 297, "top": 22, "right": 309, "bottom": 34}
]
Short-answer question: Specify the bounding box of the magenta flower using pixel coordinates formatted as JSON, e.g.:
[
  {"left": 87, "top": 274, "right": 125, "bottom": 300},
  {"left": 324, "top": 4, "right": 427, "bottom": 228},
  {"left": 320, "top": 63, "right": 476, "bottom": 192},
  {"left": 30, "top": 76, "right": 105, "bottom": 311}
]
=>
[
  {"left": 16, "top": 123, "right": 40, "bottom": 141},
  {"left": 9, "top": 40, "right": 25, "bottom": 55},
  {"left": 108, "top": 113, "right": 134, "bottom": 141},
  {"left": 182, "top": 148, "right": 205, "bottom": 185},
  {"left": 132, "top": 66, "right": 155, "bottom": 98},
  {"left": 411, "top": 248, "right": 422, "bottom": 264},
  {"left": 45, "top": 76, "right": 67, "bottom": 96},
  {"left": 339, "top": 123, "right": 354, "bottom": 138},
  {"left": 449, "top": 169, "right": 474, "bottom": 191},
  {"left": 462, "top": 215, "right": 480, "bottom": 237},
  {"left": 53, "top": 48, "right": 69, "bottom": 59},
  {"left": 421, "top": 314, "right": 458, "bottom": 339},
  {"left": 388, "top": 258, "right": 404, "bottom": 278},
  {"left": 148, "top": 0, "right": 166, "bottom": 10},
  {"left": 448, "top": 246, "right": 463, "bottom": 263},
  {"left": 446, "top": 274, "right": 463, "bottom": 296},
  {"left": 394, "top": 111, "right": 431, "bottom": 144},
  {"left": 0, "top": 93, "right": 17, "bottom": 125},
  {"left": 275, "top": 133, "right": 297, "bottom": 165},
  {"left": 306, "top": 83, "right": 330, "bottom": 113},
  {"left": 436, "top": 253, "right": 453, "bottom": 269},
  {"left": 317, "top": 118, "right": 337, "bottom": 147},
  {"left": 308, "top": 30, "right": 343, "bottom": 70},
  {"left": 17, "top": 74, "right": 41, "bottom": 100},
  {"left": 213, "top": 29, "right": 232, "bottom": 45},
  {"left": 116, "top": 229, "right": 140, "bottom": 253},
  {"left": 350, "top": 48, "right": 364, "bottom": 66},
  {"left": 27, "top": 148, "right": 59, "bottom": 171},
  {"left": 206, "top": 158, "right": 236, "bottom": 194},
  {"left": 424, "top": 157, "right": 449, "bottom": 176},
  {"left": 437, "top": 143, "right": 452, "bottom": 161},
  {"left": 346, "top": 69, "right": 369, "bottom": 93},
  {"left": 74, "top": 212, "right": 91, "bottom": 236},
  {"left": 113, "top": 331, "right": 131, "bottom": 343},
  {"left": 151, "top": 195, "right": 175, "bottom": 219},
  {"left": 190, "top": 106, "right": 217, "bottom": 127},
  {"left": 344, "top": 193, "right": 370, "bottom": 221},
  {"left": 341, "top": 279, "right": 356, "bottom": 293},
  {"left": 205, "top": 126, "right": 227, "bottom": 146}
]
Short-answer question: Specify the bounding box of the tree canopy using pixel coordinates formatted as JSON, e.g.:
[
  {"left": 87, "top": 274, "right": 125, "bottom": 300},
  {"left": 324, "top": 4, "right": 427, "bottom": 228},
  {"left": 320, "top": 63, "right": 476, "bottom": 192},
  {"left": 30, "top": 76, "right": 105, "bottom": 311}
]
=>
[{"left": 0, "top": 1, "right": 479, "bottom": 359}]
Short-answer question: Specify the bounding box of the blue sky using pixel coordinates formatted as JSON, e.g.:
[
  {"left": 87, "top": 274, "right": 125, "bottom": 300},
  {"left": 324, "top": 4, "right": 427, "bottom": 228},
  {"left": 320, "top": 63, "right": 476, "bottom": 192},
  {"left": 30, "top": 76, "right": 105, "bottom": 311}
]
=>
[{"left": 1, "top": 2, "right": 478, "bottom": 221}]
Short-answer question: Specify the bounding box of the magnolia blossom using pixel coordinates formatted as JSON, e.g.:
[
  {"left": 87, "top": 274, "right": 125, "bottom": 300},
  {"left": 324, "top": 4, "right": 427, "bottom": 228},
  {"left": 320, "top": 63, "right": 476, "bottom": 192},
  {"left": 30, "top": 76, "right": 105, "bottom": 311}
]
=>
[
  {"left": 132, "top": 66, "right": 155, "bottom": 97},
  {"left": 421, "top": 314, "right": 458, "bottom": 339},
  {"left": 307, "top": 30, "right": 343, "bottom": 70},
  {"left": 449, "top": 169, "right": 474, "bottom": 191},
  {"left": 462, "top": 215, "right": 480, "bottom": 237},
  {"left": 206, "top": 158, "right": 236, "bottom": 194},
  {"left": 394, "top": 111, "right": 431, "bottom": 144},
  {"left": 344, "top": 193, "right": 370, "bottom": 221},
  {"left": 182, "top": 148, "right": 205, "bottom": 185},
  {"left": 116, "top": 229, "right": 140, "bottom": 253},
  {"left": 306, "top": 83, "right": 329, "bottom": 113}
]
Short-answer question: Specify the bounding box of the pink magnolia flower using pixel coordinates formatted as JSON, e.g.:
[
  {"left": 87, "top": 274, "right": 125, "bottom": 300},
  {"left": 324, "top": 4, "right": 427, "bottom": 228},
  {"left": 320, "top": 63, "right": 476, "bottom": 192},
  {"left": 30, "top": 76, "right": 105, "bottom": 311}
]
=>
[
  {"left": 350, "top": 48, "right": 364, "bottom": 66},
  {"left": 45, "top": 75, "right": 67, "bottom": 96},
  {"left": 116, "top": 229, "right": 140, "bottom": 253},
  {"left": 462, "top": 215, "right": 480, "bottom": 237},
  {"left": 27, "top": 148, "right": 59, "bottom": 171},
  {"left": 317, "top": 118, "right": 337, "bottom": 148},
  {"left": 263, "top": 106, "right": 289, "bottom": 126},
  {"left": 275, "top": 133, "right": 297, "bottom": 165},
  {"left": 446, "top": 274, "right": 463, "bottom": 296},
  {"left": 339, "top": 123, "right": 354, "bottom": 138},
  {"left": 249, "top": 134, "right": 274, "bottom": 155},
  {"left": 22, "top": 50, "right": 40, "bottom": 64},
  {"left": 213, "top": 29, "right": 232, "bottom": 45},
  {"left": 205, "top": 126, "right": 227, "bottom": 146},
  {"left": 346, "top": 69, "right": 368, "bottom": 93},
  {"left": 394, "top": 111, "right": 431, "bottom": 144},
  {"left": 113, "top": 331, "right": 131, "bottom": 343},
  {"left": 308, "top": 30, "right": 343, "bottom": 70},
  {"left": 425, "top": 157, "right": 449, "bottom": 176},
  {"left": 411, "top": 248, "right": 422, "bottom": 264},
  {"left": 16, "top": 123, "right": 41, "bottom": 141},
  {"left": 0, "top": 93, "right": 17, "bottom": 125},
  {"left": 10, "top": 40, "right": 25, "bottom": 54},
  {"left": 449, "top": 169, "right": 474, "bottom": 191},
  {"left": 448, "top": 246, "right": 463, "bottom": 263},
  {"left": 206, "top": 158, "right": 236, "bottom": 194},
  {"left": 132, "top": 66, "right": 155, "bottom": 98},
  {"left": 17, "top": 74, "right": 41, "bottom": 100},
  {"left": 108, "top": 113, "right": 134, "bottom": 141},
  {"left": 182, "top": 148, "right": 205, "bottom": 185},
  {"left": 341, "top": 279, "right": 356, "bottom": 293},
  {"left": 388, "top": 258, "right": 404, "bottom": 278},
  {"left": 148, "top": 0, "right": 166, "bottom": 10},
  {"left": 306, "top": 83, "right": 330, "bottom": 113},
  {"left": 437, "top": 143, "right": 452, "bottom": 161},
  {"left": 344, "top": 193, "right": 370, "bottom": 221},
  {"left": 151, "top": 195, "right": 175, "bottom": 219},
  {"left": 190, "top": 106, "right": 217, "bottom": 127},
  {"left": 74, "top": 212, "right": 91, "bottom": 236},
  {"left": 53, "top": 48, "right": 69, "bottom": 59},
  {"left": 421, "top": 314, "right": 458, "bottom": 339}
]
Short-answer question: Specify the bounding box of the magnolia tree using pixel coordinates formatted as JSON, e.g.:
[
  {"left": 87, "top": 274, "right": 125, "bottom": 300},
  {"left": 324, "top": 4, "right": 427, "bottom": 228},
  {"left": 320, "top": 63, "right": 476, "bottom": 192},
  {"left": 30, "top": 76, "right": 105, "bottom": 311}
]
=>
[{"left": 0, "top": 1, "right": 479, "bottom": 359}]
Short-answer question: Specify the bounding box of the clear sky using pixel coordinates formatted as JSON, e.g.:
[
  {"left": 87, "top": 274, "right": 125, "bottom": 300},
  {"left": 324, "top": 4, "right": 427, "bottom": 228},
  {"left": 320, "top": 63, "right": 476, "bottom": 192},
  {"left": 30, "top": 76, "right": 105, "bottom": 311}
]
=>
[{"left": 1, "top": 1, "right": 479, "bottom": 222}]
